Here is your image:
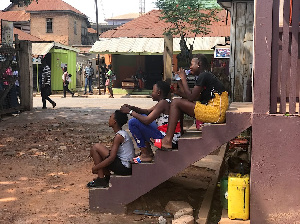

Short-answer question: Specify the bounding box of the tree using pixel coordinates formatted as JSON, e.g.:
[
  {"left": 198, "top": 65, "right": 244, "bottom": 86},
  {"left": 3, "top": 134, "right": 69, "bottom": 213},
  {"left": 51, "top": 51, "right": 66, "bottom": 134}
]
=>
[
  {"left": 155, "top": 0, "right": 221, "bottom": 37},
  {"left": 156, "top": 0, "right": 221, "bottom": 65},
  {"left": 10, "top": 0, "right": 38, "bottom": 6}
]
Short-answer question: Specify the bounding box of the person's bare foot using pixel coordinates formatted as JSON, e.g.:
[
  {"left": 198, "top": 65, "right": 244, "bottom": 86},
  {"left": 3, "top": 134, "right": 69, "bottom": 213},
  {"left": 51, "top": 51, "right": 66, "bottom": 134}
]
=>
[
  {"left": 139, "top": 154, "right": 153, "bottom": 162},
  {"left": 140, "top": 146, "right": 154, "bottom": 160},
  {"left": 151, "top": 138, "right": 173, "bottom": 150},
  {"left": 144, "top": 142, "right": 154, "bottom": 157},
  {"left": 161, "top": 138, "right": 173, "bottom": 149},
  {"left": 133, "top": 155, "right": 153, "bottom": 163}
]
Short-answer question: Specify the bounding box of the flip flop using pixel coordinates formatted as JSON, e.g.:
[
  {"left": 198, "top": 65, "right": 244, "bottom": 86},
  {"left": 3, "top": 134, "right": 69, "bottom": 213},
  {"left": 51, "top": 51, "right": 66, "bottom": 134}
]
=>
[
  {"left": 132, "top": 156, "right": 153, "bottom": 164},
  {"left": 153, "top": 139, "right": 175, "bottom": 151},
  {"left": 87, "top": 176, "right": 110, "bottom": 187},
  {"left": 87, "top": 180, "right": 94, "bottom": 187},
  {"left": 86, "top": 177, "right": 109, "bottom": 188}
]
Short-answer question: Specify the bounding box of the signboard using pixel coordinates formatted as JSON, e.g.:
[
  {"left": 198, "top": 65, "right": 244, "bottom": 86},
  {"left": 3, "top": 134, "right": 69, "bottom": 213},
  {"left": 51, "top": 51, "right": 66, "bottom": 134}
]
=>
[
  {"left": 214, "top": 48, "right": 230, "bottom": 59},
  {"left": 32, "top": 58, "right": 42, "bottom": 64},
  {"left": 1, "top": 20, "right": 14, "bottom": 47}
]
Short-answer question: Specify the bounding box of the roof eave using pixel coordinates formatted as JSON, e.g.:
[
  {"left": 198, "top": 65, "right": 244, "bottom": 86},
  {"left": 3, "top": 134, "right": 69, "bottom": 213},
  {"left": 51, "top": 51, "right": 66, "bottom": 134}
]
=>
[
  {"left": 27, "top": 10, "right": 87, "bottom": 19},
  {"left": 217, "top": 0, "right": 254, "bottom": 10}
]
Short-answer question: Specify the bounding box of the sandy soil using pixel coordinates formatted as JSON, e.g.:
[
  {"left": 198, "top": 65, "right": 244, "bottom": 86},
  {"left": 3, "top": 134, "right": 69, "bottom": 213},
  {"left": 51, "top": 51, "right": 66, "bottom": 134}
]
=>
[{"left": 0, "top": 107, "right": 216, "bottom": 224}]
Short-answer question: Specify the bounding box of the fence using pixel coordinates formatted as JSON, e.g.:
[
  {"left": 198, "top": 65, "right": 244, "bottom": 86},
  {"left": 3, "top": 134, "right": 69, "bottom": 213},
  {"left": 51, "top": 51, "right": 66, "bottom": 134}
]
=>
[
  {"left": 0, "top": 46, "right": 21, "bottom": 115},
  {"left": 270, "top": 0, "right": 300, "bottom": 114},
  {"left": 0, "top": 40, "right": 33, "bottom": 117}
]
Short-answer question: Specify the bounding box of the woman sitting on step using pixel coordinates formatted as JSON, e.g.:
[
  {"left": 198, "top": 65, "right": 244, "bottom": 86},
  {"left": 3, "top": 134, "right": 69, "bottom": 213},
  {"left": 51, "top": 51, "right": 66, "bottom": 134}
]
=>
[
  {"left": 120, "top": 81, "right": 181, "bottom": 163},
  {"left": 154, "top": 54, "right": 229, "bottom": 150}
]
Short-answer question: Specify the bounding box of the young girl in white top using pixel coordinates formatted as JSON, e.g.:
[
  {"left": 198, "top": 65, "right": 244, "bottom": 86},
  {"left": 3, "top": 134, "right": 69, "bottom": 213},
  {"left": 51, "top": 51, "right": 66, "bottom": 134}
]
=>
[{"left": 87, "top": 110, "right": 134, "bottom": 188}]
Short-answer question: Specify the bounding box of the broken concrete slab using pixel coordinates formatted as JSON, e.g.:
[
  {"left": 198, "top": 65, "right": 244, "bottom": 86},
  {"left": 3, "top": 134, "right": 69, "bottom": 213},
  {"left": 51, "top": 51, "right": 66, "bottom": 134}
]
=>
[
  {"left": 165, "top": 201, "right": 193, "bottom": 215},
  {"left": 172, "top": 215, "right": 194, "bottom": 224}
]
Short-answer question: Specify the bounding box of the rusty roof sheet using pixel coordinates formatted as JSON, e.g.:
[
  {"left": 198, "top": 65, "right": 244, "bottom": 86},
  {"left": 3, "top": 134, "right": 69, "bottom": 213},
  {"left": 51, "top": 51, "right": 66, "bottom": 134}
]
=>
[
  {"left": 26, "top": 0, "right": 84, "bottom": 16},
  {"left": 90, "top": 37, "right": 225, "bottom": 55},
  {"left": 14, "top": 28, "right": 43, "bottom": 42},
  {"left": 88, "top": 28, "right": 97, "bottom": 34},
  {"left": 100, "top": 9, "right": 231, "bottom": 38},
  {"left": 0, "top": 27, "right": 42, "bottom": 44},
  {"left": 0, "top": 10, "right": 30, "bottom": 22}
]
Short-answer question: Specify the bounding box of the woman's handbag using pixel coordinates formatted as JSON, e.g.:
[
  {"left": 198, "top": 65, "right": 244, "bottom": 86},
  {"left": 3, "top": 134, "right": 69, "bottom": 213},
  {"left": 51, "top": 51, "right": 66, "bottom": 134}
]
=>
[{"left": 105, "top": 79, "right": 110, "bottom": 86}]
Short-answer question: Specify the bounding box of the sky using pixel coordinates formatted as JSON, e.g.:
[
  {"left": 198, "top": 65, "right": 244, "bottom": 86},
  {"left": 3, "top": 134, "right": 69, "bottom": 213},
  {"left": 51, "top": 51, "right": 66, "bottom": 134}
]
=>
[{"left": 0, "top": 0, "right": 158, "bottom": 23}]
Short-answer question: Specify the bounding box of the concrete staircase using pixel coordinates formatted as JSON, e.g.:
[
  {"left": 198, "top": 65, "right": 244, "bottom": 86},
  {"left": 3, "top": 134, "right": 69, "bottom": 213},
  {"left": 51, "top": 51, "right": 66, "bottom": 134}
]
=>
[{"left": 89, "top": 103, "right": 252, "bottom": 213}]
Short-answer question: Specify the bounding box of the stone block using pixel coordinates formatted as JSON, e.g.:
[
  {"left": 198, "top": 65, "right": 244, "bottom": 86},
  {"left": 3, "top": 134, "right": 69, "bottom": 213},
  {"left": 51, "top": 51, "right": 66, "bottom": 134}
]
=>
[
  {"left": 174, "top": 208, "right": 194, "bottom": 219},
  {"left": 165, "top": 201, "right": 193, "bottom": 215},
  {"left": 172, "top": 215, "right": 194, "bottom": 224}
]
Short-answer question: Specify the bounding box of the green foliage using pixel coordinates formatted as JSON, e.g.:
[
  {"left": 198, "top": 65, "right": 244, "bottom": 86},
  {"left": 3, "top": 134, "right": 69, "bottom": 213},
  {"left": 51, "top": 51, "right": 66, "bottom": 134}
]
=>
[
  {"left": 10, "top": 0, "right": 38, "bottom": 6},
  {"left": 155, "top": 0, "right": 221, "bottom": 37}
]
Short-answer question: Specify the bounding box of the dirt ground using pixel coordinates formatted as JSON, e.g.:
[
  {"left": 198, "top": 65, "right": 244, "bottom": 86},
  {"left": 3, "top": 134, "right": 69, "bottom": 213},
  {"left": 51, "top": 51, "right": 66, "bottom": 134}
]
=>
[{"left": 0, "top": 106, "right": 218, "bottom": 224}]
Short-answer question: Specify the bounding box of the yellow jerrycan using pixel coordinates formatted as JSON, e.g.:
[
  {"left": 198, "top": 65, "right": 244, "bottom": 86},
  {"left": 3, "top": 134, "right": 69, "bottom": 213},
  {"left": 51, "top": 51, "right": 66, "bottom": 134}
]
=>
[{"left": 228, "top": 173, "right": 250, "bottom": 220}]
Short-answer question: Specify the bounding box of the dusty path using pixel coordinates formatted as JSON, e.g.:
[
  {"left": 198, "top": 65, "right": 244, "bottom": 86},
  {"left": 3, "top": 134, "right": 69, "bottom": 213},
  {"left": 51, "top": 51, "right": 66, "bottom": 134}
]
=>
[{"left": 0, "top": 96, "right": 215, "bottom": 224}]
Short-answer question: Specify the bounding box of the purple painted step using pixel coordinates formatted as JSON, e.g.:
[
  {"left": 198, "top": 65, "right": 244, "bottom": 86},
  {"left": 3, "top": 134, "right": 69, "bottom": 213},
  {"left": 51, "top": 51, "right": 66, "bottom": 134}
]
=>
[{"left": 89, "top": 105, "right": 252, "bottom": 213}]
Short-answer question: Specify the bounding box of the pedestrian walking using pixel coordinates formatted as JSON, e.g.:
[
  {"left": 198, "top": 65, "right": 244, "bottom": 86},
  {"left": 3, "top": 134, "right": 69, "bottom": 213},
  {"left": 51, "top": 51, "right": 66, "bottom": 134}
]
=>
[
  {"left": 100, "top": 62, "right": 107, "bottom": 95},
  {"left": 41, "top": 60, "right": 56, "bottom": 109},
  {"left": 105, "top": 64, "right": 115, "bottom": 98},
  {"left": 62, "top": 66, "right": 74, "bottom": 98},
  {"left": 84, "top": 61, "right": 94, "bottom": 95}
]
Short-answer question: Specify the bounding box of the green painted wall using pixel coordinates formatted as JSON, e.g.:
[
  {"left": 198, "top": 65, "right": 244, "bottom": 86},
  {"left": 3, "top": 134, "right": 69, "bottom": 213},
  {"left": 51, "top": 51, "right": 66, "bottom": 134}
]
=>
[{"left": 50, "top": 48, "right": 77, "bottom": 91}]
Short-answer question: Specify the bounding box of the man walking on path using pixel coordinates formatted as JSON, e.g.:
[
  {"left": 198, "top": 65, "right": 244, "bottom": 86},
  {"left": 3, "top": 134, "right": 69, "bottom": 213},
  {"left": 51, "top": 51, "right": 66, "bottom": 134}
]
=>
[
  {"left": 84, "top": 61, "right": 94, "bottom": 95},
  {"left": 41, "top": 60, "right": 56, "bottom": 109}
]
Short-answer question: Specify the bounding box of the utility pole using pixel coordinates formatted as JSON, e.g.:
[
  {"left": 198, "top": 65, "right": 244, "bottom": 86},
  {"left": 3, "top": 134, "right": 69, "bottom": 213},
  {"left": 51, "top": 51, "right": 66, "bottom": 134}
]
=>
[
  {"left": 95, "top": 0, "right": 101, "bottom": 94},
  {"left": 95, "top": 0, "right": 99, "bottom": 39},
  {"left": 139, "top": 0, "right": 145, "bottom": 16}
]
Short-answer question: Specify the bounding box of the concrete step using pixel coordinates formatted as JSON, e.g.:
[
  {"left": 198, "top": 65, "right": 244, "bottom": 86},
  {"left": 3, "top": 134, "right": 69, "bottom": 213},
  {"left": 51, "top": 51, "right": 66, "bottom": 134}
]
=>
[
  {"left": 89, "top": 104, "right": 252, "bottom": 213},
  {"left": 219, "top": 209, "right": 250, "bottom": 224}
]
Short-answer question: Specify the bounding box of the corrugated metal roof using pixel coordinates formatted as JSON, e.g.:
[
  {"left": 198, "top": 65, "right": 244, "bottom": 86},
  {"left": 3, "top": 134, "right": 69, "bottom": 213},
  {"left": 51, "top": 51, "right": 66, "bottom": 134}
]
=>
[
  {"left": 32, "top": 43, "right": 55, "bottom": 56},
  {"left": 100, "top": 10, "right": 230, "bottom": 38},
  {"left": 53, "top": 42, "right": 80, "bottom": 53},
  {"left": 32, "top": 42, "right": 79, "bottom": 56},
  {"left": 90, "top": 37, "right": 225, "bottom": 55}
]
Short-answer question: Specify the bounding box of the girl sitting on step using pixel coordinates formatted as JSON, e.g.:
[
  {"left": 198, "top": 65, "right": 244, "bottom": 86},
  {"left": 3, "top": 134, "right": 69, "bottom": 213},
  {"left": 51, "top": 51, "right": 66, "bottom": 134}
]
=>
[
  {"left": 120, "top": 81, "right": 181, "bottom": 163},
  {"left": 154, "top": 54, "right": 229, "bottom": 150},
  {"left": 87, "top": 110, "right": 135, "bottom": 188}
]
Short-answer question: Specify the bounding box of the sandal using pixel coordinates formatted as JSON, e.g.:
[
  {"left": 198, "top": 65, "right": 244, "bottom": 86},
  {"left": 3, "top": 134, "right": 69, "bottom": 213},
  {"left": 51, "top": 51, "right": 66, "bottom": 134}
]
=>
[
  {"left": 87, "top": 177, "right": 109, "bottom": 188},
  {"left": 132, "top": 156, "right": 153, "bottom": 164},
  {"left": 153, "top": 139, "right": 175, "bottom": 151}
]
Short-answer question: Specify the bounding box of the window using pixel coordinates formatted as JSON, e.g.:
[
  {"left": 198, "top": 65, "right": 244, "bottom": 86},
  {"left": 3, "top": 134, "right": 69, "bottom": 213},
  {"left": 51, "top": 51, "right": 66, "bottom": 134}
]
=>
[
  {"left": 46, "top": 18, "right": 53, "bottom": 33},
  {"left": 81, "top": 26, "right": 87, "bottom": 36},
  {"left": 74, "top": 21, "right": 77, "bottom": 35}
]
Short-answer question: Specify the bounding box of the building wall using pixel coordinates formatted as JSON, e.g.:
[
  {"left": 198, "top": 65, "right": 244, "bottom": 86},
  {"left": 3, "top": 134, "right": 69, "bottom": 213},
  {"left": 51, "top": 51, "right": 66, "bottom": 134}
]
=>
[
  {"left": 106, "top": 19, "right": 132, "bottom": 26},
  {"left": 30, "top": 12, "right": 85, "bottom": 45},
  {"left": 229, "top": 2, "right": 254, "bottom": 102},
  {"left": 67, "top": 14, "right": 83, "bottom": 46},
  {"left": 251, "top": 115, "right": 300, "bottom": 223}
]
